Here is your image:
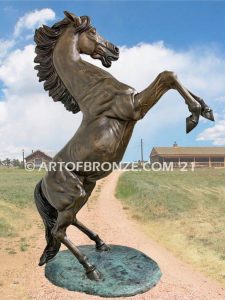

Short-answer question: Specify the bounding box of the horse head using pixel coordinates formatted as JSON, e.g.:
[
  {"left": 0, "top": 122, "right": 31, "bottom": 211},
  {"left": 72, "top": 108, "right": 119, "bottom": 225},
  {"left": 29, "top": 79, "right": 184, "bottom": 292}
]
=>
[{"left": 64, "top": 11, "right": 119, "bottom": 68}]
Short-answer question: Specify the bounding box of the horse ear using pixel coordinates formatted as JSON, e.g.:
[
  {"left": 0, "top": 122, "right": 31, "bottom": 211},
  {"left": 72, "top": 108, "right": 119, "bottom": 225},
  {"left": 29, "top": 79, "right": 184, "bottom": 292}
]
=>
[{"left": 64, "top": 11, "right": 82, "bottom": 26}]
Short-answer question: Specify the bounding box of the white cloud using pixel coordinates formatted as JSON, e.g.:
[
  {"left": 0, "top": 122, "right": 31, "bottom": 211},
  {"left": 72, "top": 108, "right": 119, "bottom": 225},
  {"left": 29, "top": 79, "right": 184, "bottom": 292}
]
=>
[
  {"left": 0, "top": 101, "right": 7, "bottom": 123},
  {"left": 197, "top": 120, "right": 225, "bottom": 145},
  {"left": 14, "top": 8, "right": 55, "bottom": 37},
  {"left": 0, "top": 39, "right": 15, "bottom": 62},
  {"left": 84, "top": 42, "right": 225, "bottom": 158},
  {"left": 1, "top": 9, "right": 55, "bottom": 63},
  {"left": 0, "top": 45, "right": 39, "bottom": 93},
  {"left": 0, "top": 37, "right": 225, "bottom": 159},
  {"left": 83, "top": 41, "right": 225, "bottom": 102},
  {"left": 0, "top": 44, "right": 82, "bottom": 159}
]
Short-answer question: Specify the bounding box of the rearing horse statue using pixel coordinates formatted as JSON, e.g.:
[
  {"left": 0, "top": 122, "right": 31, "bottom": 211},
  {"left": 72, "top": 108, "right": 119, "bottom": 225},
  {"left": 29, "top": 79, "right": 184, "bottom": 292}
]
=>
[{"left": 34, "top": 11, "right": 214, "bottom": 281}]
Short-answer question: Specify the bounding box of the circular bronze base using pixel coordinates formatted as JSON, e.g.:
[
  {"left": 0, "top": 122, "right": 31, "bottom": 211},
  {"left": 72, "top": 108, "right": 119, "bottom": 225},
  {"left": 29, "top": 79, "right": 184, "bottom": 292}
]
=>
[{"left": 45, "top": 245, "right": 162, "bottom": 297}]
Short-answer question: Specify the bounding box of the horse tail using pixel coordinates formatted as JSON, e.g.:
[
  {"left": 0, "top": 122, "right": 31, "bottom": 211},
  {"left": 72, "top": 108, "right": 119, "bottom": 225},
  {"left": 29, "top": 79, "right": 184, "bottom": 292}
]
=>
[{"left": 34, "top": 180, "right": 60, "bottom": 266}]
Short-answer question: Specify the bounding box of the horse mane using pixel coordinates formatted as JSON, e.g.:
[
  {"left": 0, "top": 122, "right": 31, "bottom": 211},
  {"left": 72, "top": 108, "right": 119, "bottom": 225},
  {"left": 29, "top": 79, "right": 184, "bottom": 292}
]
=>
[{"left": 34, "top": 16, "right": 91, "bottom": 114}]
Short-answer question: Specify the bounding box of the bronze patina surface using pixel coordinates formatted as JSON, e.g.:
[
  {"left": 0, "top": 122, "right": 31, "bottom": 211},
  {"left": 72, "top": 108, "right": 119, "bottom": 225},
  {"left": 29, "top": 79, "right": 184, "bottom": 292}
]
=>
[
  {"left": 33, "top": 11, "right": 214, "bottom": 281},
  {"left": 45, "top": 245, "right": 162, "bottom": 296}
]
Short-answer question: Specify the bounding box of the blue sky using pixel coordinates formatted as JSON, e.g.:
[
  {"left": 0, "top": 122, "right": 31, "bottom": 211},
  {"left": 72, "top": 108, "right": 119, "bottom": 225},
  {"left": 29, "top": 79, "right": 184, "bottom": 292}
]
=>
[
  {"left": 2, "top": 1, "right": 225, "bottom": 50},
  {"left": 0, "top": 1, "right": 225, "bottom": 161}
]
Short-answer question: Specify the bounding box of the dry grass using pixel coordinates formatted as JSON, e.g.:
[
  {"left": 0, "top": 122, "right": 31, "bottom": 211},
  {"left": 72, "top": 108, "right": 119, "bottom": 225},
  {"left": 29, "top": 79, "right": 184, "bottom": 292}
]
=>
[
  {"left": 0, "top": 168, "right": 44, "bottom": 239},
  {"left": 116, "top": 169, "right": 225, "bottom": 285}
]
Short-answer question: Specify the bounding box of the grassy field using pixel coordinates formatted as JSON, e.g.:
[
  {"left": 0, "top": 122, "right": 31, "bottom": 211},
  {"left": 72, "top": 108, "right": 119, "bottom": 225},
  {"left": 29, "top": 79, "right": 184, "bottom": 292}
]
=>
[
  {"left": 1, "top": 167, "right": 225, "bottom": 284},
  {"left": 0, "top": 168, "right": 44, "bottom": 240},
  {"left": 116, "top": 169, "right": 225, "bottom": 285}
]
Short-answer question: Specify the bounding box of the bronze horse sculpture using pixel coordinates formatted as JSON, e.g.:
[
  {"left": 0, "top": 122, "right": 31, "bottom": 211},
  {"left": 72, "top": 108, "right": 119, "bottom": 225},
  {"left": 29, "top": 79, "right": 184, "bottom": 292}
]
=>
[{"left": 34, "top": 11, "right": 214, "bottom": 281}]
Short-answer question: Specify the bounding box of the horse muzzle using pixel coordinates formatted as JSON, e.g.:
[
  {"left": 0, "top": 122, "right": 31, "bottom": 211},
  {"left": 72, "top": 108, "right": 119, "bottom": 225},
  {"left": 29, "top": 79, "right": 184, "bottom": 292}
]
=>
[{"left": 92, "top": 43, "right": 119, "bottom": 68}]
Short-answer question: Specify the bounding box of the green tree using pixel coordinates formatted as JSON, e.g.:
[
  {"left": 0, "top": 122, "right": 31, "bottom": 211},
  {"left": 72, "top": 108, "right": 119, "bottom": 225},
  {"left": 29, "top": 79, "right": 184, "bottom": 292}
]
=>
[
  {"left": 2, "top": 158, "right": 11, "bottom": 167},
  {"left": 12, "top": 159, "right": 23, "bottom": 167}
]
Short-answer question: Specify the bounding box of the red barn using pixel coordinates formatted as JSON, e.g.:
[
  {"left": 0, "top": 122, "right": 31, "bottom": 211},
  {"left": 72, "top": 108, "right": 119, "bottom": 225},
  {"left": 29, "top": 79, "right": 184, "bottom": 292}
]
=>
[
  {"left": 150, "top": 144, "right": 225, "bottom": 168},
  {"left": 25, "top": 150, "right": 52, "bottom": 168}
]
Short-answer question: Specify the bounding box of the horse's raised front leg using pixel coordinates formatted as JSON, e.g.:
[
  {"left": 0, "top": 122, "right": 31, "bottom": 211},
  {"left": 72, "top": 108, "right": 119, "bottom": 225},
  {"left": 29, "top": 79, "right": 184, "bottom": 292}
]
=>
[
  {"left": 187, "top": 90, "right": 214, "bottom": 121},
  {"left": 133, "top": 71, "right": 214, "bottom": 133},
  {"left": 52, "top": 209, "right": 101, "bottom": 281},
  {"left": 72, "top": 218, "right": 110, "bottom": 251}
]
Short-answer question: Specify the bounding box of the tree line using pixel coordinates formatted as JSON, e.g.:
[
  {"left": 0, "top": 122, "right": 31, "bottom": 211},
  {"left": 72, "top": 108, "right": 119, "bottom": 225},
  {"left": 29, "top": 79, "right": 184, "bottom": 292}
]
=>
[{"left": 0, "top": 158, "right": 24, "bottom": 168}]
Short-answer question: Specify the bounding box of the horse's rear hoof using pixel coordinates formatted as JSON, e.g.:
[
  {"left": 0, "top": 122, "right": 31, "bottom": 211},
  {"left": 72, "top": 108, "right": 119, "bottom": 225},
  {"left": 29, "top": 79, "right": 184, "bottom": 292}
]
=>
[
  {"left": 96, "top": 242, "right": 110, "bottom": 252},
  {"left": 39, "top": 254, "right": 47, "bottom": 266},
  {"left": 86, "top": 267, "right": 102, "bottom": 281},
  {"left": 38, "top": 243, "right": 61, "bottom": 266}
]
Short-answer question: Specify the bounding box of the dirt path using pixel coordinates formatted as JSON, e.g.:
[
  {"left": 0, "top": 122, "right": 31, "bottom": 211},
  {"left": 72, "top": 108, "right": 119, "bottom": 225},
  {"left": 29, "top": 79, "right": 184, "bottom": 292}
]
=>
[{"left": 2, "top": 171, "right": 225, "bottom": 299}]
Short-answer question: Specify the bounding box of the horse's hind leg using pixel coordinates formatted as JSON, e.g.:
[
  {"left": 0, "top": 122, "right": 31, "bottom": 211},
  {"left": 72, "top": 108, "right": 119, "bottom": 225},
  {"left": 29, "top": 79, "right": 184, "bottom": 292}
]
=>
[
  {"left": 72, "top": 180, "right": 109, "bottom": 251},
  {"left": 52, "top": 209, "right": 101, "bottom": 281},
  {"left": 73, "top": 218, "right": 110, "bottom": 251},
  {"left": 43, "top": 167, "right": 101, "bottom": 280}
]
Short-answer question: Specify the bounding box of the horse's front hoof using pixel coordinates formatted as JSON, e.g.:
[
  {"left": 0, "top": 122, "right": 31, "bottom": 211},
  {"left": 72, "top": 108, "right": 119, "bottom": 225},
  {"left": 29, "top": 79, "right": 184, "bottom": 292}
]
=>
[
  {"left": 202, "top": 107, "right": 214, "bottom": 121},
  {"left": 96, "top": 243, "right": 110, "bottom": 252},
  {"left": 186, "top": 115, "right": 198, "bottom": 133},
  {"left": 86, "top": 267, "right": 102, "bottom": 281}
]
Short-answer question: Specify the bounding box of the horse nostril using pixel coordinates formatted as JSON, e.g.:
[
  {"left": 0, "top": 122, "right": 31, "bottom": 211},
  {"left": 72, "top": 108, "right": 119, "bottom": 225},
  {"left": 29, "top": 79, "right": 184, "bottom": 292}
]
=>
[{"left": 115, "top": 46, "right": 119, "bottom": 53}]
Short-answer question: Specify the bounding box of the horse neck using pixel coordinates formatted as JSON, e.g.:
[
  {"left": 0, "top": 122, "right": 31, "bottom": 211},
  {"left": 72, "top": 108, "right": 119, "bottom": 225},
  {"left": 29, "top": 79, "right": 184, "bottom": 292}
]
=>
[{"left": 53, "top": 27, "right": 112, "bottom": 106}]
